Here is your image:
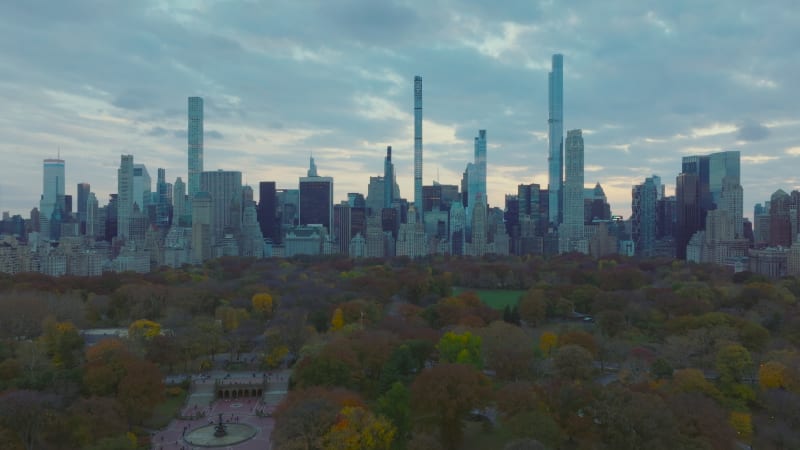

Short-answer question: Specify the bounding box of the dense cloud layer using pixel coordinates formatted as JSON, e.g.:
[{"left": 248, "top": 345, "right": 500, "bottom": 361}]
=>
[{"left": 1, "top": 0, "right": 798, "bottom": 219}]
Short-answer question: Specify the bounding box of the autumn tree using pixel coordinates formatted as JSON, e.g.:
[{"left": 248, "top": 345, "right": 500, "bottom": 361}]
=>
[
  {"left": 411, "top": 363, "right": 492, "bottom": 450},
  {"left": 759, "top": 361, "right": 792, "bottom": 390},
  {"left": 539, "top": 332, "right": 558, "bottom": 356},
  {"left": 251, "top": 292, "right": 275, "bottom": 318},
  {"left": 0, "top": 390, "right": 59, "bottom": 450},
  {"left": 273, "top": 387, "right": 363, "bottom": 450},
  {"left": 127, "top": 319, "right": 161, "bottom": 342},
  {"left": 331, "top": 307, "right": 345, "bottom": 332},
  {"left": 518, "top": 289, "right": 547, "bottom": 326},
  {"left": 322, "top": 406, "right": 396, "bottom": 450},
  {"left": 479, "top": 321, "right": 535, "bottom": 381},
  {"left": 40, "top": 319, "right": 83, "bottom": 369},
  {"left": 553, "top": 345, "right": 594, "bottom": 381},
  {"left": 377, "top": 382, "right": 411, "bottom": 443}
]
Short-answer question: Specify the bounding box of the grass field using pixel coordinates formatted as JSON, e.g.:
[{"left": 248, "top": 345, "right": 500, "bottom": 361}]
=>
[{"left": 453, "top": 287, "right": 525, "bottom": 310}]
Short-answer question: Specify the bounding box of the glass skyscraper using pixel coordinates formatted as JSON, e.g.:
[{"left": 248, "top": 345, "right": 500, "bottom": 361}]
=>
[
  {"left": 414, "top": 76, "right": 423, "bottom": 220},
  {"left": 188, "top": 96, "right": 204, "bottom": 201},
  {"left": 548, "top": 54, "right": 564, "bottom": 226}
]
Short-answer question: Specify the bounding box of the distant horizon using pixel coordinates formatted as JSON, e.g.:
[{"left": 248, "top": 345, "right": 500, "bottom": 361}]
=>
[{"left": 1, "top": 1, "right": 798, "bottom": 221}]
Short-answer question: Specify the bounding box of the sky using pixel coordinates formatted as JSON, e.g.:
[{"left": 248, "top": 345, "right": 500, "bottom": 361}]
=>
[{"left": 1, "top": 0, "right": 799, "bottom": 220}]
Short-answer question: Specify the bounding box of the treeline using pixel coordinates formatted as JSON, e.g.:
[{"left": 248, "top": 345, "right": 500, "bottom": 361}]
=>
[{"left": 0, "top": 254, "right": 799, "bottom": 448}]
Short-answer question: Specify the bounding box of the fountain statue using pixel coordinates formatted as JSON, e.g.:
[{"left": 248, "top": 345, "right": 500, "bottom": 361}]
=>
[{"left": 213, "top": 413, "right": 227, "bottom": 437}]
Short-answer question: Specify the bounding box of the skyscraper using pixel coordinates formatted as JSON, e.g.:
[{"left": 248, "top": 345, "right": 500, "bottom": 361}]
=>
[
  {"left": 173, "top": 177, "right": 187, "bottom": 226},
  {"left": 384, "top": 146, "right": 394, "bottom": 208},
  {"left": 117, "top": 155, "right": 134, "bottom": 239},
  {"left": 132, "top": 164, "right": 151, "bottom": 212},
  {"left": 632, "top": 177, "right": 658, "bottom": 256},
  {"left": 560, "top": 129, "right": 585, "bottom": 253},
  {"left": 299, "top": 157, "right": 333, "bottom": 233},
  {"left": 40, "top": 158, "right": 65, "bottom": 224},
  {"left": 77, "top": 182, "right": 90, "bottom": 234},
  {"left": 414, "top": 75, "right": 423, "bottom": 220},
  {"left": 188, "top": 96, "right": 204, "bottom": 200},
  {"left": 474, "top": 129, "right": 487, "bottom": 205},
  {"left": 548, "top": 54, "right": 564, "bottom": 226},
  {"left": 200, "top": 170, "right": 243, "bottom": 244},
  {"left": 258, "top": 181, "right": 279, "bottom": 243}
]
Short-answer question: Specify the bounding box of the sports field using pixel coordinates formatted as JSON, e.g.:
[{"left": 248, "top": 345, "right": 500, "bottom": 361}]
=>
[{"left": 452, "top": 287, "right": 525, "bottom": 310}]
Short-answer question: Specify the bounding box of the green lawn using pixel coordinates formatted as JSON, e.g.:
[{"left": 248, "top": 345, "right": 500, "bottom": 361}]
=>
[
  {"left": 453, "top": 287, "right": 525, "bottom": 310},
  {"left": 144, "top": 390, "right": 188, "bottom": 429}
]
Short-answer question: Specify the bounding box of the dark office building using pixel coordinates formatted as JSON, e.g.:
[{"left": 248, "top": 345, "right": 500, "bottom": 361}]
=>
[
  {"left": 675, "top": 173, "right": 701, "bottom": 259},
  {"left": 258, "top": 181, "right": 279, "bottom": 243},
  {"left": 299, "top": 178, "right": 333, "bottom": 233}
]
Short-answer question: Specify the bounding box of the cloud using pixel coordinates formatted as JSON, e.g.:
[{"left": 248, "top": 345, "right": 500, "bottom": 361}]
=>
[{"left": 736, "top": 120, "right": 770, "bottom": 142}]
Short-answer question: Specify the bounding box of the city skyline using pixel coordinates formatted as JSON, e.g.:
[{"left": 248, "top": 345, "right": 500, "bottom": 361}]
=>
[{"left": 1, "top": 1, "right": 799, "bottom": 219}]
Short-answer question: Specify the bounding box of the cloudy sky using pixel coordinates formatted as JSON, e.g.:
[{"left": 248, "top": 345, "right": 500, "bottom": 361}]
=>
[{"left": 1, "top": 0, "right": 798, "bottom": 220}]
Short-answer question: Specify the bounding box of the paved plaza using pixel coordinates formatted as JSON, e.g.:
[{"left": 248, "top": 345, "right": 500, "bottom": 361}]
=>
[{"left": 152, "top": 370, "right": 290, "bottom": 450}]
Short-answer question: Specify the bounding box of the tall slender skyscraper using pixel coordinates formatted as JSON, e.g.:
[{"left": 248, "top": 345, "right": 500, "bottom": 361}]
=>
[
  {"left": 559, "top": 129, "right": 585, "bottom": 253},
  {"left": 188, "top": 96, "right": 204, "bottom": 200},
  {"left": 77, "top": 182, "right": 90, "bottom": 233},
  {"left": 414, "top": 75, "right": 423, "bottom": 219},
  {"left": 474, "top": 129, "right": 487, "bottom": 204},
  {"left": 548, "top": 54, "right": 564, "bottom": 226},
  {"left": 117, "top": 155, "right": 134, "bottom": 239},
  {"left": 384, "top": 146, "right": 394, "bottom": 208}
]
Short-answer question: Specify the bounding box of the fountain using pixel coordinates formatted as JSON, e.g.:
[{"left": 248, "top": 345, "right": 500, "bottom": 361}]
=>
[{"left": 213, "top": 413, "right": 227, "bottom": 437}]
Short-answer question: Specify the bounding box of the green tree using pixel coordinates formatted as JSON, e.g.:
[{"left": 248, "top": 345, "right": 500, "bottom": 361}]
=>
[
  {"left": 518, "top": 289, "right": 547, "bottom": 326},
  {"left": 377, "top": 382, "right": 411, "bottom": 444},
  {"left": 436, "top": 331, "right": 482, "bottom": 369},
  {"left": 716, "top": 344, "right": 753, "bottom": 385}
]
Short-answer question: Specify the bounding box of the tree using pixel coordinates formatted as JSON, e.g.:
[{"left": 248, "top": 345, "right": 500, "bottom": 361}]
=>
[
  {"left": 273, "top": 388, "right": 362, "bottom": 450},
  {"left": 251, "top": 292, "right": 274, "bottom": 317},
  {"left": 0, "top": 390, "right": 59, "bottom": 450},
  {"left": 519, "top": 289, "right": 546, "bottom": 326},
  {"left": 558, "top": 330, "right": 597, "bottom": 357},
  {"left": 729, "top": 411, "right": 752, "bottom": 444},
  {"left": 479, "top": 321, "right": 535, "bottom": 381},
  {"left": 117, "top": 358, "right": 164, "bottom": 424},
  {"left": 539, "top": 332, "right": 558, "bottom": 357},
  {"left": 759, "top": 361, "right": 791, "bottom": 390},
  {"left": 436, "top": 331, "right": 482, "bottom": 369},
  {"left": 411, "top": 364, "right": 492, "bottom": 450},
  {"left": 716, "top": 344, "right": 753, "bottom": 385},
  {"left": 553, "top": 345, "right": 593, "bottom": 381},
  {"left": 331, "top": 307, "right": 345, "bottom": 332},
  {"left": 127, "top": 319, "right": 161, "bottom": 342},
  {"left": 322, "top": 406, "right": 396, "bottom": 450},
  {"left": 40, "top": 319, "right": 83, "bottom": 369},
  {"left": 594, "top": 386, "right": 678, "bottom": 450},
  {"left": 377, "top": 382, "right": 410, "bottom": 443}
]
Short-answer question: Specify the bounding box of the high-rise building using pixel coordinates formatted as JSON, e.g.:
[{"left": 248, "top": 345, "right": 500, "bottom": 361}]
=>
[
  {"left": 155, "top": 168, "right": 171, "bottom": 230},
  {"left": 258, "top": 181, "right": 279, "bottom": 243},
  {"left": 200, "top": 170, "right": 243, "bottom": 244},
  {"left": 191, "top": 192, "right": 212, "bottom": 263},
  {"left": 77, "top": 182, "right": 90, "bottom": 234},
  {"left": 40, "top": 158, "right": 66, "bottom": 238},
  {"left": 769, "top": 189, "right": 792, "bottom": 247},
  {"left": 561, "top": 130, "right": 584, "bottom": 250},
  {"left": 188, "top": 96, "right": 204, "bottom": 200},
  {"left": 132, "top": 164, "right": 152, "bottom": 213},
  {"left": 473, "top": 129, "right": 487, "bottom": 206},
  {"left": 675, "top": 172, "right": 701, "bottom": 259},
  {"left": 548, "top": 54, "right": 564, "bottom": 226},
  {"left": 334, "top": 202, "right": 352, "bottom": 255},
  {"left": 414, "top": 75, "right": 423, "bottom": 220},
  {"left": 117, "top": 155, "right": 134, "bottom": 239},
  {"left": 384, "top": 146, "right": 395, "bottom": 208},
  {"left": 299, "top": 157, "right": 333, "bottom": 233},
  {"left": 173, "top": 177, "right": 187, "bottom": 226},
  {"left": 632, "top": 177, "right": 658, "bottom": 256}
]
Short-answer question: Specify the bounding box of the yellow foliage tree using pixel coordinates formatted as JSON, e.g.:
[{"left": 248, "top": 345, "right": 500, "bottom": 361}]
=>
[
  {"left": 265, "top": 345, "right": 289, "bottom": 369},
  {"left": 758, "top": 361, "right": 789, "bottom": 390},
  {"left": 128, "top": 319, "right": 161, "bottom": 341},
  {"left": 539, "top": 331, "right": 558, "bottom": 356},
  {"left": 322, "top": 406, "right": 396, "bottom": 450},
  {"left": 215, "top": 306, "right": 249, "bottom": 332},
  {"left": 729, "top": 411, "right": 752, "bottom": 443},
  {"left": 251, "top": 293, "right": 274, "bottom": 317},
  {"left": 331, "top": 307, "right": 345, "bottom": 332}
]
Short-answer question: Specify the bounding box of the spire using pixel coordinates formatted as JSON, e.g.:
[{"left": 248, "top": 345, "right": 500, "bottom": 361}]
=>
[{"left": 308, "top": 155, "right": 318, "bottom": 177}]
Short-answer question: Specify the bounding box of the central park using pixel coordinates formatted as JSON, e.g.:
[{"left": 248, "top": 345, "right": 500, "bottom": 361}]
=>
[{"left": 0, "top": 254, "right": 799, "bottom": 449}]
